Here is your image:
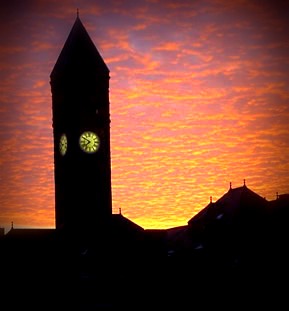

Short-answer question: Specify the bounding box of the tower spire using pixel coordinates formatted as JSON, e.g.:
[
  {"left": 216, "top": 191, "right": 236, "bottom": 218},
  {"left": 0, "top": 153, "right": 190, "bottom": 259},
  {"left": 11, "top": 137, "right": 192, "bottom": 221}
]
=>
[
  {"left": 50, "top": 15, "right": 112, "bottom": 232},
  {"left": 77, "top": 8, "right": 79, "bottom": 18}
]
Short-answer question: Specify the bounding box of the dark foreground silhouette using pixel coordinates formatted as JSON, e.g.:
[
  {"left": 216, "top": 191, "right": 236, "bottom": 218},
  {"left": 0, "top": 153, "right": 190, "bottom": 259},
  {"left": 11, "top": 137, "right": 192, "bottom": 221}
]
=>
[{"left": 1, "top": 185, "right": 289, "bottom": 310}]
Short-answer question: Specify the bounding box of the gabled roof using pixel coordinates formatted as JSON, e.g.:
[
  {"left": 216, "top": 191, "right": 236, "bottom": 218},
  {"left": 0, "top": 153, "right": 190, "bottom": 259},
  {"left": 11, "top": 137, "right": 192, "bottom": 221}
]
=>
[
  {"left": 50, "top": 15, "right": 109, "bottom": 79},
  {"left": 215, "top": 185, "right": 266, "bottom": 208},
  {"left": 188, "top": 185, "right": 267, "bottom": 227},
  {"left": 111, "top": 213, "right": 144, "bottom": 233}
]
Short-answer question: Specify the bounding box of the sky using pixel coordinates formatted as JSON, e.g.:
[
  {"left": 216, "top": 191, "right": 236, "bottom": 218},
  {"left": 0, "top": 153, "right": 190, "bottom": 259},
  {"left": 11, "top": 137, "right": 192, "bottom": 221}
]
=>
[{"left": 0, "top": 0, "right": 289, "bottom": 232}]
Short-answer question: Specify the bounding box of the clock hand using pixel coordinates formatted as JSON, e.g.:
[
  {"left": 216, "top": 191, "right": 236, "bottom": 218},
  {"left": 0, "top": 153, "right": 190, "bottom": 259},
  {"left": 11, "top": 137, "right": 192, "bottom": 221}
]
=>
[{"left": 82, "top": 137, "right": 90, "bottom": 145}]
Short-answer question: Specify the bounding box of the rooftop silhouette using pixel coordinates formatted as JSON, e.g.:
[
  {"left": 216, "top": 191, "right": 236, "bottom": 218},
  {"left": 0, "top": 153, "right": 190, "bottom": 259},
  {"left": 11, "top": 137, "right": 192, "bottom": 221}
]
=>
[{"left": 1, "top": 13, "right": 289, "bottom": 310}]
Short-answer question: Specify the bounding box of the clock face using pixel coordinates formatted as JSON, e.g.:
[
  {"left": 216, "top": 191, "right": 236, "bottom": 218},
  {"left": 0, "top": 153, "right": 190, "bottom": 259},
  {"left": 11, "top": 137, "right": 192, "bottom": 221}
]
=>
[
  {"left": 79, "top": 131, "right": 100, "bottom": 153},
  {"left": 59, "top": 133, "right": 67, "bottom": 156}
]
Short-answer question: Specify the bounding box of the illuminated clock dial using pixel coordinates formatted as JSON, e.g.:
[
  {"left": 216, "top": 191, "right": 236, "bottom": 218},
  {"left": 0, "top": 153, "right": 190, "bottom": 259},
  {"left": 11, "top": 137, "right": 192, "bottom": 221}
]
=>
[
  {"left": 79, "top": 131, "right": 100, "bottom": 153},
  {"left": 59, "top": 133, "right": 67, "bottom": 156}
]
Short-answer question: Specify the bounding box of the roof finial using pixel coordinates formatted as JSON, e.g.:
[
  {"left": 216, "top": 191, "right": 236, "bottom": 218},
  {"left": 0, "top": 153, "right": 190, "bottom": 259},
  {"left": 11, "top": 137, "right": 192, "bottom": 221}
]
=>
[
  {"left": 229, "top": 182, "right": 232, "bottom": 190},
  {"left": 119, "top": 207, "right": 122, "bottom": 214},
  {"left": 77, "top": 8, "right": 79, "bottom": 18},
  {"left": 210, "top": 196, "right": 212, "bottom": 204},
  {"left": 243, "top": 179, "right": 246, "bottom": 186},
  {"left": 11, "top": 221, "right": 13, "bottom": 229}
]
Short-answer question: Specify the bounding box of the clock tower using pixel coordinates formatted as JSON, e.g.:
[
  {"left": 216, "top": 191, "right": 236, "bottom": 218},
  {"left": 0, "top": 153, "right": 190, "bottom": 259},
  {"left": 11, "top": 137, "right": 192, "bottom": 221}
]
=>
[{"left": 50, "top": 14, "right": 112, "bottom": 240}]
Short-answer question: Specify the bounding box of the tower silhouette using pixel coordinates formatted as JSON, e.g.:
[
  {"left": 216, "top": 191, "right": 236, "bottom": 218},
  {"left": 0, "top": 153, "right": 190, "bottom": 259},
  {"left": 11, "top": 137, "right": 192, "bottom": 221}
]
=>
[{"left": 50, "top": 14, "right": 112, "bottom": 240}]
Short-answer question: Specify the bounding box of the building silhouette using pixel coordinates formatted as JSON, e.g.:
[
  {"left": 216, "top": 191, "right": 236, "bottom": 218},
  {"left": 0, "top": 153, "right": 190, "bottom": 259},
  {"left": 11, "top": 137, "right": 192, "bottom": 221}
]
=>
[{"left": 1, "top": 14, "right": 289, "bottom": 310}]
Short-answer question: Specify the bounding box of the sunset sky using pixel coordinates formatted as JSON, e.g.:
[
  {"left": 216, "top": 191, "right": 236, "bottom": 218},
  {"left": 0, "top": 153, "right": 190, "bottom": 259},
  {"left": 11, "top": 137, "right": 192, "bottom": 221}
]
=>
[{"left": 0, "top": 0, "right": 289, "bottom": 233}]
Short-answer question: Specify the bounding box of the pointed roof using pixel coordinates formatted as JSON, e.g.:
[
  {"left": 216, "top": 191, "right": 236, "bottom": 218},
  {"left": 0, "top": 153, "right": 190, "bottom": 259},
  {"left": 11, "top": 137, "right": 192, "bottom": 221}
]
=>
[{"left": 50, "top": 15, "right": 109, "bottom": 79}]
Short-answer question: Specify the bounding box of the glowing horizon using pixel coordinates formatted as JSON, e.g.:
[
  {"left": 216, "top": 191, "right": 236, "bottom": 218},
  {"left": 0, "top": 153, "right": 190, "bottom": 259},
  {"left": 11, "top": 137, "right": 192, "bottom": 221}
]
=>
[{"left": 0, "top": 0, "right": 289, "bottom": 233}]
